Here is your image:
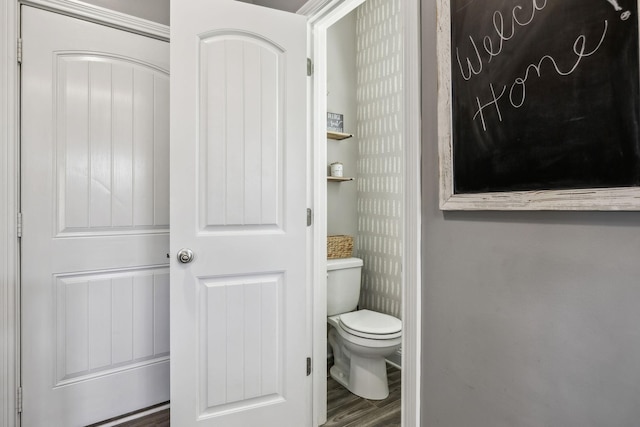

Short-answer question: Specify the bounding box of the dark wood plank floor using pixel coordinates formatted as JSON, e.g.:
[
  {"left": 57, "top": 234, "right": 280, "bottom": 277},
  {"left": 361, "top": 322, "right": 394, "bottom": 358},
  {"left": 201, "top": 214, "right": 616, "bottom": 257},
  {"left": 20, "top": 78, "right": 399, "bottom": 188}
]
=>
[
  {"left": 321, "top": 365, "right": 401, "bottom": 427},
  {"left": 108, "top": 365, "right": 400, "bottom": 426},
  {"left": 114, "top": 409, "right": 169, "bottom": 427}
]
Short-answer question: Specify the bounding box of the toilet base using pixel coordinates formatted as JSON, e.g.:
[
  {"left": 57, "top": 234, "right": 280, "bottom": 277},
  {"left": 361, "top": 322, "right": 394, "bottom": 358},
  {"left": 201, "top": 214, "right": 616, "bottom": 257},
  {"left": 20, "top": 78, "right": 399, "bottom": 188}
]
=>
[
  {"left": 329, "top": 353, "right": 390, "bottom": 400},
  {"left": 329, "top": 364, "right": 349, "bottom": 390},
  {"left": 346, "top": 353, "right": 389, "bottom": 400}
]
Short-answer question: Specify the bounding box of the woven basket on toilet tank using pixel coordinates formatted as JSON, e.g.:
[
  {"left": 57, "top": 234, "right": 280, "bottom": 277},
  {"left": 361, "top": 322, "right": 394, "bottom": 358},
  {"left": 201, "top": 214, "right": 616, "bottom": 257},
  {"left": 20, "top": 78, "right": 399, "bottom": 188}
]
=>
[{"left": 327, "top": 235, "right": 353, "bottom": 259}]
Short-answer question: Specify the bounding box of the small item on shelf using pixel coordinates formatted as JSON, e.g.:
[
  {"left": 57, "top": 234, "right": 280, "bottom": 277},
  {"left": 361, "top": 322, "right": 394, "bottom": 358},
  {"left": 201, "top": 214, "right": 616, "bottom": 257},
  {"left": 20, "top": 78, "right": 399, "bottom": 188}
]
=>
[
  {"left": 327, "top": 235, "right": 353, "bottom": 259},
  {"left": 330, "top": 162, "right": 343, "bottom": 177},
  {"left": 327, "top": 112, "right": 344, "bottom": 132}
]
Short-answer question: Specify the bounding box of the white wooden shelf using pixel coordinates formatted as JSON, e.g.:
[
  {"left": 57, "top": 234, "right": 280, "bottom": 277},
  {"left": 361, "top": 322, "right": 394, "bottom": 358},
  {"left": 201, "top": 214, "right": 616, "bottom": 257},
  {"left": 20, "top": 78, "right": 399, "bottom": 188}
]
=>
[
  {"left": 327, "top": 131, "right": 353, "bottom": 140},
  {"left": 327, "top": 176, "right": 354, "bottom": 182}
]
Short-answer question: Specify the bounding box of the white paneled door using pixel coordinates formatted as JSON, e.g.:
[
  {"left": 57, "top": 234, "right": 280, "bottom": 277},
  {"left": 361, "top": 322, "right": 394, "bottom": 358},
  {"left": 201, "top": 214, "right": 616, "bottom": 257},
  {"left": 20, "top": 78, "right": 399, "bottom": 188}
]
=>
[
  {"left": 21, "top": 6, "right": 170, "bottom": 426},
  {"left": 170, "top": 1, "right": 310, "bottom": 426}
]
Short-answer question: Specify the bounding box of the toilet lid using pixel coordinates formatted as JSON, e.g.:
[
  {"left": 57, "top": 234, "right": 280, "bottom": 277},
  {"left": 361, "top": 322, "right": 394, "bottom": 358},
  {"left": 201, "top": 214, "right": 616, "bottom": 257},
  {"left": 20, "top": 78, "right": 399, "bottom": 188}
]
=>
[{"left": 339, "top": 310, "right": 402, "bottom": 337}]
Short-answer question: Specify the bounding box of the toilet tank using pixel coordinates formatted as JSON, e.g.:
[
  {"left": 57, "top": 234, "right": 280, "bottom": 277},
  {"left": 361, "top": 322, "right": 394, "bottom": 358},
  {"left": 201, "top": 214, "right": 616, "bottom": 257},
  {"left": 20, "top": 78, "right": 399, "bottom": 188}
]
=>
[{"left": 327, "top": 257, "right": 363, "bottom": 316}]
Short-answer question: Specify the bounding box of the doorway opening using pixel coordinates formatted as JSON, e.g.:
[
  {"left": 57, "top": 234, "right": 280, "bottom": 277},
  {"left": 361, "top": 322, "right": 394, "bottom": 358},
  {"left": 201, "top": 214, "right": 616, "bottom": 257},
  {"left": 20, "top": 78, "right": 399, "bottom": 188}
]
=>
[{"left": 306, "top": 0, "right": 421, "bottom": 425}]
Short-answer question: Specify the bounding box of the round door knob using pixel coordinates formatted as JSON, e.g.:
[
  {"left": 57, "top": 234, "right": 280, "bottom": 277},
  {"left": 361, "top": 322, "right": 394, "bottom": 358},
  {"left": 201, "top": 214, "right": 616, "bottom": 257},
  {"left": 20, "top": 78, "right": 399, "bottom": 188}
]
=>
[{"left": 177, "top": 248, "right": 194, "bottom": 264}]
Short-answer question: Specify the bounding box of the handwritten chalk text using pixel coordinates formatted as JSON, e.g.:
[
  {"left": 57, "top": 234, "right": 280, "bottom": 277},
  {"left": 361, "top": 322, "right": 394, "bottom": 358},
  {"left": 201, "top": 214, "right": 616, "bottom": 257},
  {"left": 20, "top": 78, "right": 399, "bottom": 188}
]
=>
[
  {"left": 472, "top": 20, "right": 609, "bottom": 131},
  {"left": 456, "top": 0, "right": 548, "bottom": 81}
]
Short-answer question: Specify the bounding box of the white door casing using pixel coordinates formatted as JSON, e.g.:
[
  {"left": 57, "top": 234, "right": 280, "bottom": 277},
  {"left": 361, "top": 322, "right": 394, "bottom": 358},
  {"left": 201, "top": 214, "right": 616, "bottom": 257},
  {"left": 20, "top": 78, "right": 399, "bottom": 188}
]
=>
[
  {"left": 305, "top": 0, "right": 422, "bottom": 425},
  {"left": 20, "top": 6, "right": 170, "bottom": 426},
  {"left": 170, "top": 1, "right": 310, "bottom": 426}
]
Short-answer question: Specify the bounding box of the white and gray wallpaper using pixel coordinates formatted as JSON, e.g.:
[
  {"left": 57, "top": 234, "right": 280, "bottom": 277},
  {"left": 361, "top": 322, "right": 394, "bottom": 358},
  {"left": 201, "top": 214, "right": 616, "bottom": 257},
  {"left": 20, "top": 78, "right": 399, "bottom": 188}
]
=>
[{"left": 355, "top": 0, "right": 404, "bottom": 319}]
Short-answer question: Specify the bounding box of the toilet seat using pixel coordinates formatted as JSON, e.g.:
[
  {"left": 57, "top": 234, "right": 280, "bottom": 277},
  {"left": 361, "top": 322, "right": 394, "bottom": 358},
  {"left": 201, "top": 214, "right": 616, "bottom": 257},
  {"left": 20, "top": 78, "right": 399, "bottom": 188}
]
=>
[{"left": 338, "top": 309, "right": 402, "bottom": 340}]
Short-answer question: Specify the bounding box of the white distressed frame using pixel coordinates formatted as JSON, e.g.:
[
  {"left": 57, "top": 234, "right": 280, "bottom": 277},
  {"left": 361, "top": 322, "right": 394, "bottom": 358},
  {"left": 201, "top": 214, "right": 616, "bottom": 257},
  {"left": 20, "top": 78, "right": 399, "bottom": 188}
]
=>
[
  {"left": 437, "top": 0, "right": 640, "bottom": 211},
  {"left": 301, "top": 0, "right": 421, "bottom": 426}
]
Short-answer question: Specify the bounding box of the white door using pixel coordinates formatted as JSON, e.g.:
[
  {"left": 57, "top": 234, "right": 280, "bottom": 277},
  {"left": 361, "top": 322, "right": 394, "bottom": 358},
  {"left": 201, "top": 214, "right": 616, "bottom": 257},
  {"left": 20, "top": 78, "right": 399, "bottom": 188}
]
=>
[
  {"left": 21, "top": 6, "right": 170, "bottom": 426},
  {"left": 170, "top": 1, "right": 310, "bottom": 426}
]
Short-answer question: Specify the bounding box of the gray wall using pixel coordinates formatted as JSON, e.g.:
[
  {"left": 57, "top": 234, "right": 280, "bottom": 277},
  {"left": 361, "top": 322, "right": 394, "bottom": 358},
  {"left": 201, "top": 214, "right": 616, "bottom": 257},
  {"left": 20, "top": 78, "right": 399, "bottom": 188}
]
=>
[
  {"left": 81, "top": 0, "right": 169, "bottom": 25},
  {"left": 251, "top": 0, "right": 301, "bottom": 12},
  {"left": 421, "top": 1, "right": 640, "bottom": 426},
  {"left": 326, "top": 11, "right": 358, "bottom": 238}
]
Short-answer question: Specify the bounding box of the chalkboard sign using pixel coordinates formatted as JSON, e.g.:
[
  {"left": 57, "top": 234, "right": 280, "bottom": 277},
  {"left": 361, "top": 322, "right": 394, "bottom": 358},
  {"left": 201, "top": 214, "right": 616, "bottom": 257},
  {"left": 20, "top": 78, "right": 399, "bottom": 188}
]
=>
[{"left": 439, "top": 0, "right": 640, "bottom": 209}]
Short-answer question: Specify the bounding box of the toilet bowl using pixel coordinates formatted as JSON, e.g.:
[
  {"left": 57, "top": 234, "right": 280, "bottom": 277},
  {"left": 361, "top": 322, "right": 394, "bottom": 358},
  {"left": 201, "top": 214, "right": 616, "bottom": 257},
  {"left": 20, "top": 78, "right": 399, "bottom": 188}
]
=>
[
  {"left": 328, "top": 310, "right": 401, "bottom": 400},
  {"left": 326, "top": 257, "right": 402, "bottom": 400}
]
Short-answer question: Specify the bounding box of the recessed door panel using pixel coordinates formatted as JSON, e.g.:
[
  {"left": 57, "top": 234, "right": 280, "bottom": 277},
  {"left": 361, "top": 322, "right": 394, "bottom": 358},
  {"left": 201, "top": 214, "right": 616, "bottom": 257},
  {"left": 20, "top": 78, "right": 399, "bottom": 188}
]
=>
[
  {"left": 54, "top": 54, "right": 169, "bottom": 235},
  {"left": 198, "top": 34, "right": 282, "bottom": 231},
  {"left": 198, "top": 273, "right": 282, "bottom": 416},
  {"left": 54, "top": 268, "right": 169, "bottom": 385}
]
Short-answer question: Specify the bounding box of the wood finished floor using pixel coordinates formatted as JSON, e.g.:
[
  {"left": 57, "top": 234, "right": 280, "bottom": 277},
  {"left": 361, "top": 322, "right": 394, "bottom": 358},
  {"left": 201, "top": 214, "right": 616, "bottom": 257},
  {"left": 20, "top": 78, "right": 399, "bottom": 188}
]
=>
[
  {"left": 113, "top": 409, "right": 169, "bottom": 427},
  {"left": 109, "top": 366, "right": 400, "bottom": 427},
  {"left": 321, "top": 365, "right": 401, "bottom": 427}
]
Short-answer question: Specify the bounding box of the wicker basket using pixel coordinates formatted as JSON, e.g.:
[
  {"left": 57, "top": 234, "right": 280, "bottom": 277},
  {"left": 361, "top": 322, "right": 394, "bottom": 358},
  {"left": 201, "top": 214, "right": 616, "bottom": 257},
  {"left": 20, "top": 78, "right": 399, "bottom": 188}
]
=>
[{"left": 327, "top": 235, "right": 353, "bottom": 259}]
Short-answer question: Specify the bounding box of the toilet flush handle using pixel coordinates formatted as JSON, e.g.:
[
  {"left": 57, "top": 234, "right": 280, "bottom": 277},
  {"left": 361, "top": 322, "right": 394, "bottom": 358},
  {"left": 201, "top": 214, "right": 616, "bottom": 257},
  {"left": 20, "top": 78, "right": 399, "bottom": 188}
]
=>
[{"left": 176, "top": 248, "right": 194, "bottom": 264}]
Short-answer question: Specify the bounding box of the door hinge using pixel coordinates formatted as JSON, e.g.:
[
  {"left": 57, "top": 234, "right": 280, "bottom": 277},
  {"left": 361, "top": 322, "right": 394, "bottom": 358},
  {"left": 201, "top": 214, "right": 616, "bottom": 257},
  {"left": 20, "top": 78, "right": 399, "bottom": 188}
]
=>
[
  {"left": 17, "top": 38, "right": 22, "bottom": 64},
  {"left": 306, "top": 357, "right": 312, "bottom": 376},
  {"left": 306, "top": 208, "right": 313, "bottom": 227},
  {"left": 307, "top": 58, "right": 313, "bottom": 76},
  {"left": 17, "top": 386, "right": 23, "bottom": 413},
  {"left": 17, "top": 212, "right": 22, "bottom": 238}
]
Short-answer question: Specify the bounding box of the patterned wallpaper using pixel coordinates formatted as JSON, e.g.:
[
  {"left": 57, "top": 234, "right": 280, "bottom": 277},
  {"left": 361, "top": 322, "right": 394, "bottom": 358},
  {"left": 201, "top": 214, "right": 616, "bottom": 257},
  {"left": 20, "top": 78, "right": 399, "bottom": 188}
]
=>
[{"left": 355, "top": 0, "right": 403, "bottom": 319}]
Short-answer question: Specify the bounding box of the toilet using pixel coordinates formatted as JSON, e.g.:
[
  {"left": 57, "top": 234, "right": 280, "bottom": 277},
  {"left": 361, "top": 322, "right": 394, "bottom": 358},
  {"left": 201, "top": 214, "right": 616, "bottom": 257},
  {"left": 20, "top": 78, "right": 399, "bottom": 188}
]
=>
[{"left": 327, "top": 257, "right": 402, "bottom": 400}]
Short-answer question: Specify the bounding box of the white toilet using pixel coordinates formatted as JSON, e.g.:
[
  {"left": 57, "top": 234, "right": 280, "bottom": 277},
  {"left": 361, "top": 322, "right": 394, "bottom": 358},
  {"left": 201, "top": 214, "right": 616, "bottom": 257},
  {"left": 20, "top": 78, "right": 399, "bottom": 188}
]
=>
[{"left": 327, "top": 257, "right": 402, "bottom": 400}]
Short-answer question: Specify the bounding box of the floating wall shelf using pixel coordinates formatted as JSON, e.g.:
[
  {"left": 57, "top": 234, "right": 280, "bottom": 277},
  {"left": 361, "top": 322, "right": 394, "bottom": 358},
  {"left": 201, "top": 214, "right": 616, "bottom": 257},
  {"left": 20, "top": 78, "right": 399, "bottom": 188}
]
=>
[
  {"left": 327, "top": 131, "right": 353, "bottom": 140},
  {"left": 327, "top": 176, "right": 354, "bottom": 182}
]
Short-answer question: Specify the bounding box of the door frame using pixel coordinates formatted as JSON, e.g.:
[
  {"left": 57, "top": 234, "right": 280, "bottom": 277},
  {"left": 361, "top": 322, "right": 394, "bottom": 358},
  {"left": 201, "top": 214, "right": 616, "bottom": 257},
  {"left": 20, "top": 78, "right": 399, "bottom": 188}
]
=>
[
  {"left": 299, "top": 0, "right": 421, "bottom": 426},
  {"left": 0, "top": 1, "right": 420, "bottom": 426},
  {"left": 0, "top": 1, "right": 20, "bottom": 425}
]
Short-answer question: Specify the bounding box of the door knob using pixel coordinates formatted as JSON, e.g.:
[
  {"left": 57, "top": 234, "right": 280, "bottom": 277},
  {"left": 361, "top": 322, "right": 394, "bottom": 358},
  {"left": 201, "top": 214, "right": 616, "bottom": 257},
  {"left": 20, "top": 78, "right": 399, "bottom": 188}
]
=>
[{"left": 177, "top": 248, "right": 194, "bottom": 264}]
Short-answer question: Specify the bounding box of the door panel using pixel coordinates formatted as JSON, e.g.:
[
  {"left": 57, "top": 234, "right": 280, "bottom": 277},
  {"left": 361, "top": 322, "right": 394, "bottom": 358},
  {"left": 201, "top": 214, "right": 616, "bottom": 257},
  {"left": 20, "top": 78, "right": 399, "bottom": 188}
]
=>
[
  {"left": 55, "top": 55, "right": 169, "bottom": 234},
  {"left": 170, "top": 1, "right": 310, "bottom": 426},
  {"left": 198, "top": 273, "right": 283, "bottom": 412},
  {"left": 53, "top": 268, "right": 169, "bottom": 385},
  {"left": 199, "top": 34, "right": 282, "bottom": 230},
  {"left": 21, "top": 7, "right": 169, "bottom": 426}
]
